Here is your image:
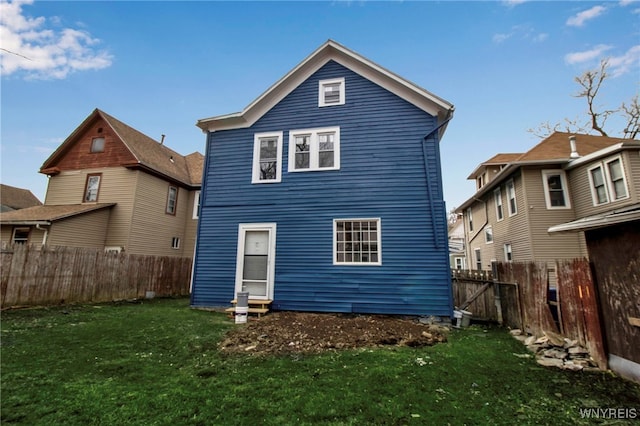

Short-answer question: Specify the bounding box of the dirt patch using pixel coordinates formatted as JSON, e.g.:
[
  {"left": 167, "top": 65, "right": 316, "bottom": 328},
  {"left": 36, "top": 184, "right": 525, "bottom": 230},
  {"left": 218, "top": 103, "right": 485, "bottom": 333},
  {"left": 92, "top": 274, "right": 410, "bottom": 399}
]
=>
[{"left": 219, "top": 311, "right": 449, "bottom": 355}]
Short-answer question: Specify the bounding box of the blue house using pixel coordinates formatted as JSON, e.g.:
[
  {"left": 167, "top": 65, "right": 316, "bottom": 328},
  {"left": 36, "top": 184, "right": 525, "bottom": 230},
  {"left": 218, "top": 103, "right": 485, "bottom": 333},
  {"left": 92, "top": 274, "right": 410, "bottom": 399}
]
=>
[{"left": 191, "top": 40, "right": 455, "bottom": 316}]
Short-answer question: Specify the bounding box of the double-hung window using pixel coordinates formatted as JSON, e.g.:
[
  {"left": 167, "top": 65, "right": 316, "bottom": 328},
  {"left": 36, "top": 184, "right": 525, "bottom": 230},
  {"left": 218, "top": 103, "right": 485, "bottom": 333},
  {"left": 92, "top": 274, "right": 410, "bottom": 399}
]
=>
[
  {"left": 541, "top": 170, "right": 571, "bottom": 209},
  {"left": 467, "top": 207, "right": 473, "bottom": 232},
  {"left": 288, "top": 127, "right": 340, "bottom": 172},
  {"left": 494, "top": 188, "right": 503, "bottom": 221},
  {"left": 334, "top": 218, "right": 381, "bottom": 265},
  {"left": 504, "top": 244, "right": 513, "bottom": 262},
  {"left": 605, "top": 158, "right": 628, "bottom": 200},
  {"left": 319, "top": 78, "right": 345, "bottom": 107},
  {"left": 588, "top": 156, "right": 629, "bottom": 206},
  {"left": 485, "top": 226, "right": 493, "bottom": 244},
  {"left": 166, "top": 186, "right": 178, "bottom": 215},
  {"left": 84, "top": 174, "right": 101, "bottom": 202},
  {"left": 506, "top": 180, "right": 517, "bottom": 216},
  {"left": 589, "top": 165, "right": 608, "bottom": 205},
  {"left": 252, "top": 131, "right": 283, "bottom": 184}
]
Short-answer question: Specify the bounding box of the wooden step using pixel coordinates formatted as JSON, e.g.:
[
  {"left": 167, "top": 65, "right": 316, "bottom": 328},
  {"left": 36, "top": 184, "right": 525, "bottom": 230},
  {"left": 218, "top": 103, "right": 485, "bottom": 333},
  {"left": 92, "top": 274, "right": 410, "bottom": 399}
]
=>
[
  {"left": 230, "top": 299, "right": 272, "bottom": 309},
  {"left": 225, "top": 307, "right": 269, "bottom": 315}
]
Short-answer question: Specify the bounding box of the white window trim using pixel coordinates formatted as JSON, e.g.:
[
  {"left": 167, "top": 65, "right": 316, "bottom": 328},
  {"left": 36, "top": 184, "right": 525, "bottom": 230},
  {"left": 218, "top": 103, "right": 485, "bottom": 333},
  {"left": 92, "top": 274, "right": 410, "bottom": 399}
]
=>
[
  {"left": 474, "top": 248, "right": 482, "bottom": 270},
  {"left": 504, "top": 243, "right": 512, "bottom": 262},
  {"left": 484, "top": 226, "right": 494, "bottom": 244},
  {"left": 12, "top": 227, "right": 30, "bottom": 244},
  {"left": 541, "top": 170, "right": 571, "bottom": 210},
  {"left": 171, "top": 237, "right": 180, "bottom": 249},
  {"left": 192, "top": 190, "right": 201, "bottom": 220},
  {"left": 604, "top": 156, "right": 629, "bottom": 202},
  {"left": 494, "top": 188, "right": 503, "bottom": 222},
  {"left": 318, "top": 77, "right": 345, "bottom": 107},
  {"left": 333, "top": 218, "right": 381, "bottom": 266},
  {"left": 467, "top": 207, "right": 473, "bottom": 232},
  {"left": 587, "top": 163, "right": 608, "bottom": 206},
  {"left": 506, "top": 179, "right": 518, "bottom": 217},
  {"left": 252, "top": 131, "right": 283, "bottom": 184},
  {"left": 288, "top": 126, "right": 340, "bottom": 172}
]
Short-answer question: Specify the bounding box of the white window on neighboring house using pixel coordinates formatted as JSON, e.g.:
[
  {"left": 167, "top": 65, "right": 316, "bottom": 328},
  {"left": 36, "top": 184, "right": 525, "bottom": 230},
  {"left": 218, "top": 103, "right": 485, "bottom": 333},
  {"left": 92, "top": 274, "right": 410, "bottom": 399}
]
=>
[
  {"left": 192, "top": 190, "right": 201, "bottom": 220},
  {"left": 252, "top": 131, "right": 283, "bottom": 184},
  {"left": 334, "top": 218, "right": 381, "bottom": 265},
  {"left": 288, "top": 127, "right": 340, "bottom": 172},
  {"left": 467, "top": 207, "right": 473, "bottom": 232},
  {"left": 455, "top": 257, "right": 465, "bottom": 270},
  {"left": 166, "top": 186, "right": 178, "bottom": 215},
  {"left": 605, "top": 157, "right": 628, "bottom": 201},
  {"left": 588, "top": 156, "right": 630, "bottom": 206},
  {"left": 589, "top": 165, "right": 609, "bottom": 205},
  {"left": 171, "top": 237, "right": 180, "bottom": 249},
  {"left": 494, "top": 188, "right": 503, "bottom": 221},
  {"left": 541, "top": 170, "right": 571, "bottom": 209},
  {"left": 474, "top": 248, "right": 482, "bottom": 271},
  {"left": 12, "top": 227, "right": 30, "bottom": 244},
  {"left": 90, "top": 137, "right": 105, "bottom": 153},
  {"left": 504, "top": 243, "right": 513, "bottom": 262},
  {"left": 84, "top": 174, "right": 101, "bottom": 202},
  {"left": 506, "top": 179, "right": 517, "bottom": 216},
  {"left": 318, "top": 78, "right": 345, "bottom": 107},
  {"left": 485, "top": 226, "right": 493, "bottom": 244}
]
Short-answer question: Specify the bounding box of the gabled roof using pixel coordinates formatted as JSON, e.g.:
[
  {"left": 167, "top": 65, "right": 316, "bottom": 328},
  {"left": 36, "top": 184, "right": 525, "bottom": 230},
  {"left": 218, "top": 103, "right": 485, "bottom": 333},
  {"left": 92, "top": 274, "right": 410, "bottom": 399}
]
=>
[
  {"left": 0, "top": 184, "right": 42, "bottom": 212},
  {"left": 196, "top": 39, "right": 454, "bottom": 135},
  {"left": 467, "top": 153, "right": 523, "bottom": 179},
  {"left": 515, "top": 132, "right": 624, "bottom": 162},
  {"left": 40, "top": 109, "right": 203, "bottom": 187},
  {"left": 457, "top": 132, "right": 631, "bottom": 212},
  {"left": 0, "top": 203, "right": 115, "bottom": 225}
]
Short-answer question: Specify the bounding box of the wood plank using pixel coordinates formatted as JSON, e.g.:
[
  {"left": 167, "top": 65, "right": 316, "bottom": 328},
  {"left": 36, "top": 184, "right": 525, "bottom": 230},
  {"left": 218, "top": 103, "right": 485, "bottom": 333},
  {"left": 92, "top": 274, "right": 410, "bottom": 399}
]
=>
[{"left": 225, "top": 307, "right": 269, "bottom": 314}]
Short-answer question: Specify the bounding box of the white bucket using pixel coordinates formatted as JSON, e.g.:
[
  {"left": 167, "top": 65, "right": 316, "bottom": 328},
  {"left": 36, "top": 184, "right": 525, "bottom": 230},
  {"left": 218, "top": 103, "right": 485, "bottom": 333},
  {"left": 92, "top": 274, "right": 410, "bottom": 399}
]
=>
[
  {"left": 453, "top": 310, "right": 463, "bottom": 328},
  {"left": 235, "top": 306, "right": 248, "bottom": 324},
  {"left": 460, "top": 310, "right": 472, "bottom": 328}
]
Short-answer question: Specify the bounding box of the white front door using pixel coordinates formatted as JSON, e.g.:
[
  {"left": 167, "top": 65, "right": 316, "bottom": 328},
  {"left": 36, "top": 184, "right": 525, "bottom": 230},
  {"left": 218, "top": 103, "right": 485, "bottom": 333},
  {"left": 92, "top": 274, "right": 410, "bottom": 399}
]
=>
[{"left": 235, "top": 223, "right": 276, "bottom": 300}]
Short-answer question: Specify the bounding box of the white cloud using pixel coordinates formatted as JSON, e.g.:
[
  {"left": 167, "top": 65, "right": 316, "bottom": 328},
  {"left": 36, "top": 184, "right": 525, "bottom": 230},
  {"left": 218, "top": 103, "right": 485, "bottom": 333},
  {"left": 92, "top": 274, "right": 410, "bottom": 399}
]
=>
[
  {"left": 492, "top": 25, "right": 547, "bottom": 44},
  {"left": 492, "top": 33, "right": 512, "bottom": 44},
  {"left": 501, "top": 0, "right": 528, "bottom": 7},
  {"left": 565, "top": 44, "right": 640, "bottom": 77},
  {"left": 0, "top": 0, "right": 113, "bottom": 79},
  {"left": 607, "top": 45, "right": 640, "bottom": 77},
  {"left": 565, "top": 44, "right": 613, "bottom": 64},
  {"left": 566, "top": 5, "right": 607, "bottom": 27}
]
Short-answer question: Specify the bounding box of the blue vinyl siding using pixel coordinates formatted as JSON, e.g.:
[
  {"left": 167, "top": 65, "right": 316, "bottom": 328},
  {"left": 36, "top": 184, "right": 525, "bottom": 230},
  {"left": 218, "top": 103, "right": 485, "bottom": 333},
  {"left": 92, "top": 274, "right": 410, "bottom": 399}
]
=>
[{"left": 191, "top": 60, "right": 453, "bottom": 316}]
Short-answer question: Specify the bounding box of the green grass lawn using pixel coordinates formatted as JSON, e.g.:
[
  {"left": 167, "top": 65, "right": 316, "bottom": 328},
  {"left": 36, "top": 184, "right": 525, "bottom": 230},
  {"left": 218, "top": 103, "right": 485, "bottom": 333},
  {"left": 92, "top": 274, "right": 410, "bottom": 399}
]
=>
[{"left": 2, "top": 298, "right": 639, "bottom": 425}]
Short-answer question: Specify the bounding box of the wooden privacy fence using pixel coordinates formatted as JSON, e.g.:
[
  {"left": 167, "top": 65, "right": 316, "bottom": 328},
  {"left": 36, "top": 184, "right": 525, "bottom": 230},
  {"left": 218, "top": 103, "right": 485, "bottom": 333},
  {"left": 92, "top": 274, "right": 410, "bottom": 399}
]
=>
[
  {"left": 1, "top": 244, "right": 193, "bottom": 309},
  {"left": 452, "top": 259, "right": 606, "bottom": 369}
]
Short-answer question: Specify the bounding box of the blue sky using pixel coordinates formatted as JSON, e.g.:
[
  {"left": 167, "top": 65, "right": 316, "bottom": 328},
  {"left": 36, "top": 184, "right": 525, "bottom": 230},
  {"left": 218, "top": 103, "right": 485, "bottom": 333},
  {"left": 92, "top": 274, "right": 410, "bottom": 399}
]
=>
[{"left": 1, "top": 0, "right": 638, "bottom": 211}]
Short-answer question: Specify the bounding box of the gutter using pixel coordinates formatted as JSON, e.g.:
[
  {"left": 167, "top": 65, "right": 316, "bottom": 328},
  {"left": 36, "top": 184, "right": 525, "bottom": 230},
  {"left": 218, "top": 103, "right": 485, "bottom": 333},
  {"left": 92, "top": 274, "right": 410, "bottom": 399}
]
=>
[
  {"left": 422, "top": 108, "right": 455, "bottom": 250},
  {"left": 36, "top": 223, "right": 49, "bottom": 246}
]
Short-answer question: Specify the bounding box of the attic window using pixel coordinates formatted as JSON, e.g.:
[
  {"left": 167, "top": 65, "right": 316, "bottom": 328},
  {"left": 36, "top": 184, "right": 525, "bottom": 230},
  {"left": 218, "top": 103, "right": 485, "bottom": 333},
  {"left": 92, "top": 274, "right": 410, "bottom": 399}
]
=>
[
  {"left": 319, "top": 78, "right": 345, "bottom": 107},
  {"left": 91, "top": 137, "right": 105, "bottom": 153}
]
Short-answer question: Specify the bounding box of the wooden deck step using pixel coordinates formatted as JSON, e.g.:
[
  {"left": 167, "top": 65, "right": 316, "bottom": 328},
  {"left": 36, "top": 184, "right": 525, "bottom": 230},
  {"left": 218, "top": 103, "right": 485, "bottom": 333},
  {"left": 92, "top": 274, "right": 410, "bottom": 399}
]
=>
[
  {"left": 227, "top": 299, "right": 272, "bottom": 318},
  {"left": 225, "top": 307, "right": 269, "bottom": 315}
]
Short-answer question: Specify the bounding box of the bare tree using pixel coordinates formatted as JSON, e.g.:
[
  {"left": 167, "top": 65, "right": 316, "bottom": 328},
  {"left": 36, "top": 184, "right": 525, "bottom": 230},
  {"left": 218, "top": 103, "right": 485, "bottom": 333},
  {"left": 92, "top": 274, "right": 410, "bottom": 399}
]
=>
[{"left": 529, "top": 59, "right": 638, "bottom": 139}]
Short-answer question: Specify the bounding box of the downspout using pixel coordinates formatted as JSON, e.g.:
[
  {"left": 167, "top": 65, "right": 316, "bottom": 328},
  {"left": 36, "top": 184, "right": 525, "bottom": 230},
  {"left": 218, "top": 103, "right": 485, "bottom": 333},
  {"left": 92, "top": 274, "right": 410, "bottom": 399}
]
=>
[
  {"left": 422, "top": 109, "right": 454, "bottom": 317},
  {"left": 422, "top": 109, "right": 454, "bottom": 250},
  {"left": 35, "top": 223, "right": 48, "bottom": 246}
]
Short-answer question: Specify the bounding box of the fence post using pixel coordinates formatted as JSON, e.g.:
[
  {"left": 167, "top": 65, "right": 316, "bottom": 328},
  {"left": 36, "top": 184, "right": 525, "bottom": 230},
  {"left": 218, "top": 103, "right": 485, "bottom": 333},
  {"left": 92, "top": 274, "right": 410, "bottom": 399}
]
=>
[{"left": 492, "top": 261, "right": 503, "bottom": 325}]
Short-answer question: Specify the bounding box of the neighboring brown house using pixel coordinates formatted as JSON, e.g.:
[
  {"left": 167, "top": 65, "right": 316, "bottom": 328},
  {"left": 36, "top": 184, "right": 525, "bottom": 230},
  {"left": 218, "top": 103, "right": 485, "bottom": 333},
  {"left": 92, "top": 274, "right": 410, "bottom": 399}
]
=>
[
  {"left": 0, "top": 109, "right": 204, "bottom": 257},
  {"left": 456, "top": 132, "right": 639, "bottom": 280},
  {"left": 0, "top": 184, "right": 42, "bottom": 212},
  {"left": 457, "top": 131, "right": 640, "bottom": 382}
]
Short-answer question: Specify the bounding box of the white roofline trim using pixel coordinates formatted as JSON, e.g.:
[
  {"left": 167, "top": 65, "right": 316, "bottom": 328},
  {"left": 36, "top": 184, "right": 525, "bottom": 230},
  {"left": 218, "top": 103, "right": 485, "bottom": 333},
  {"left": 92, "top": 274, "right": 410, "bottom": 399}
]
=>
[
  {"left": 548, "top": 206, "right": 640, "bottom": 233},
  {"left": 196, "top": 40, "right": 454, "bottom": 133}
]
